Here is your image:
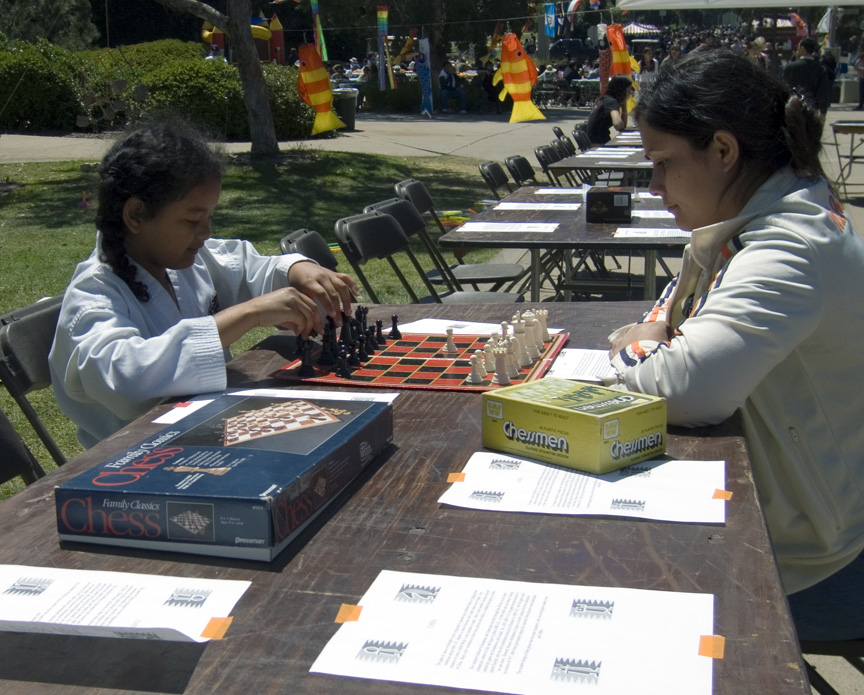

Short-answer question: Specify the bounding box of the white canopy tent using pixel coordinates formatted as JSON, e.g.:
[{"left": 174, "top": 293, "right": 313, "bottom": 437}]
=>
[{"left": 615, "top": 1, "right": 864, "bottom": 8}]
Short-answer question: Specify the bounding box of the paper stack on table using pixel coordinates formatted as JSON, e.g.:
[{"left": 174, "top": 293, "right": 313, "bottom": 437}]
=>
[
  {"left": 311, "top": 569, "right": 717, "bottom": 695},
  {"left": 0, "top": 565, "right": 249, "bottom": 642}
]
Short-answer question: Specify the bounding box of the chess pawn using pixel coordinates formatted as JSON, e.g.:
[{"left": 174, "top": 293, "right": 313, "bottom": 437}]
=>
[
  {"left": 444, "top": 328, "right": 459, "bottom": 356},
  {"left": 536, "top": 308, "right": 551, "bottom": 342},
  {"left": 473, "top": 349, "right": 488, "bottom": 377},
  {"left": 468, "top": 354, "right": 485, "bottom": 384},
  {"left": 491, "top": 347, "right": 510, "bottom": 385},
  {"left": 487, "top": 331, "right": 500, "bottom": 349},
  {"left": 483, "top": 343, "right": 495, "bottom": 372},
  {"left": 504, "top": 338, "right": 520, "bottom": 378},
  {"left": 500, "top": 321, "right": 510, "bottom": 340}
]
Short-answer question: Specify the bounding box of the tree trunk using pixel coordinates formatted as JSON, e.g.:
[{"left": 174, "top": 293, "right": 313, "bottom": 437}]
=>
[
  {"left": 153, "top": 0, "right": 280, "bottom": 158},
  {"left": 225, "top": 0, "right": 279, "bottom": 156}
]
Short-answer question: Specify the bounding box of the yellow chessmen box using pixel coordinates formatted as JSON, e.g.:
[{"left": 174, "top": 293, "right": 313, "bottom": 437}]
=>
[{"left": 481, "top": 378, "right": 666, "bottom": 474}]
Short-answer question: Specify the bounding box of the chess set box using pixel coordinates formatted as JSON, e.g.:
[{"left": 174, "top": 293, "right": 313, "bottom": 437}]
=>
[
  {"left": 54, "top": 391, "right": 394, "bottom": 560},
  {"left": 481, "top": 378, "right": 666, "bottom": 474}
]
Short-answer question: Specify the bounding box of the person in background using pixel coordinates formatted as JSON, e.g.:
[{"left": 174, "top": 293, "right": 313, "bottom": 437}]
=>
[
  {"left": 585, "top": 74, "right": 633, "bottom": 145},
  {"left": 660, "top": 44, "right": 682, "bottom": 72},
  {"left": 783, "top": 37, "right": 830, "bottom": 117},
  {"left": 438, "top": 60, "right": 467, "bottom": 114},
  {"left": 637, "top": 46, "right": 660, "bottom": 88},
  {"left": 50, "top": 117, "right": 358, "bottom": 448},
  {"left": 609, "top": 49, "right": 864, "bottom": 642},
  {"left": 747, "top": 36, "right": 770, "bottom": 70}
]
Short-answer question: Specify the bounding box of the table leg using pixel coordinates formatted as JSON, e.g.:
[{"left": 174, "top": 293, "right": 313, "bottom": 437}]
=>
[
  {"left": 643, "top": 250, "right": 657, "bottom": 300},
  {"left": 530, "top": 249, "right": 540, "bottom": 302}
]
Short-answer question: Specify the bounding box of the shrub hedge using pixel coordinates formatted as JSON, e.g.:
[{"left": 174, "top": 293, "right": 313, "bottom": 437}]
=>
[{"left": 0, "top": 37, "right": 316, "bottom": 140}]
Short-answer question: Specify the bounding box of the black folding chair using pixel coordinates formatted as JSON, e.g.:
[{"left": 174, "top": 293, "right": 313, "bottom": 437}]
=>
[
  {"left": 552, "top": 127, "right": 577, "bottom": 156},
  {"left": 365, "top": 198, "right": 526, "bottom": 295},
  {"left": 478, "top": 161, "right": 513, "bottom": 200},
  {"left": 280, "top": 228, "right": 340, "bottom": 271},
  {"left": 504, "top": 155, "right": 539, "bottom": 187},
  {"left": 393, "top": 177, "right": 527, "bottom": 289},
  {"left": 334, "top": 211, "right": 523, "bottom": 305},
  {"left": 0, "top": 295, "right": 66, "bottom": 466},
  {"left": 0, "top": 405, "right": 45, "bottom": 487}
]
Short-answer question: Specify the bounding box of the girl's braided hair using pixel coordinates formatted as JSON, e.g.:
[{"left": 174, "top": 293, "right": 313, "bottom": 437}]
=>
[{"left": 96, "top": 116, "right": 224, "bottom": 301}]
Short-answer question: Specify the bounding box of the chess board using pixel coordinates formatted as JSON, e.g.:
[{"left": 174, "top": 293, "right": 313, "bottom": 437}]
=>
[
  {"left": 274, "top": 332, "right": 569, "bottom": 392},
  {"left": 222, "top": 400, "right": 339, "bottom": 446}
]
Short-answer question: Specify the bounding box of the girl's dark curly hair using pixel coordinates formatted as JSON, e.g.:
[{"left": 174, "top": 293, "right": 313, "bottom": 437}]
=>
[
  {"left": 97, "top": 116, "right": 224, "bottom": 301},
  {"left": 634, "top": 49, "right": 825, "bottom": 190}
]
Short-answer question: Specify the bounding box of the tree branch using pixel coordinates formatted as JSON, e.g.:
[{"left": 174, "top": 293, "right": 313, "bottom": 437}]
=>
[{"left": 151, "top": 0, "right": 228, "bottom": 37}]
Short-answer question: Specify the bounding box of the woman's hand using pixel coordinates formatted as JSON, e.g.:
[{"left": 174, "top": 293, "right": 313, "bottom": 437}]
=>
[
  {"left": 288, "top": 261, "right": 359, "bottom": 326},
  {"left": 608, "top": 320, "right": 672, "bottom": 357}
]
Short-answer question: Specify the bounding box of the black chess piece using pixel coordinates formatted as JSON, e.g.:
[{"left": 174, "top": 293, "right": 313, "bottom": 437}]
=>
[
  {"left": 297, "top": 338, "right": 316, "bottom": 377},
  {"left": 347, "top": 341, "right": 361, "bottom": 367},
  {"left": 376, "top": 319, "right": 387, "bottom": 346},
  {"left": 390, "top": 314, "right": 402, "bottom": 340},
  {"left": 366, "top": 325, "right": 378, "bottom": 352},
  {"left": 340, "top": 313, "right": 353, "bottom": 344},
  {"left": 356, "top": 337, "right": 369, "bottom": 363},
  {"left": 335, "top": 348, "right": 353, "bottom": 378}
]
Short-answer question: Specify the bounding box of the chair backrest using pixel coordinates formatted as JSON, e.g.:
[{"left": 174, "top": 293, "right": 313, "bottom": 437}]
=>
[
  {"left": 505, "top": 155, "right": 538, "bottom": 186},
  {"left": 572, "top": 127, "right": 592, "bottom": 152},
  {"left": 478, "top": 161, "right": 513, "bottom": 200},
  {"left": 363, "top": 198, "right": 426, "bottom": 238},
  {"left": 554, "top": 132, "right": 577, "bottom": 156},
  {"left": 0, "top": 405, "right": 45, "bottom": 486},
  {"left": 280, "top": 228, "right": 339, "bottom": 271},
  {"left": 0, "top": 295, "right": 66, "bottom": 466},
  {"left": 549, "top": 139, "right": 571, "bottom": 161},
  {"left": 552, "top": 126, "right": 565, "bottom": 139},
  {"left": 394, "top": 177, "right": 435, "bottom": 217},
  {"left": 335, "top": 210, "right": 441, "bottom": 304}
]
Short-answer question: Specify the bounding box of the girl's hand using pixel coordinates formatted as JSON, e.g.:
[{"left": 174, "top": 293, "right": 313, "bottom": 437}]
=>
[
  {"left": 215, "top": 287, "right": 322, "bottom": 346},
  {"left": 288, "top": 261, "right": 359, "bottom": 325},
  {"left": 608, "top": 320, "right": 672, "bottom": 356}
]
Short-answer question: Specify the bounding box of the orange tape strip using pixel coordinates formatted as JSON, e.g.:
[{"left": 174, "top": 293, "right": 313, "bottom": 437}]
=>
[
  {"left": 448, "top": 472, "right": 466, "bottom": 483},
  {"left": 200, "top": 616, "right": 233, "bottom": 640},
  {"left": 174, "top": 401, "right": 194, "bottom": 408},
  {"left": 335, "top": 604, "right": 363, "bottom": 623},
  {"left": 712, "top": 489, "right": 733, "bottom": 500},
  {"left": 698, "top": 634, "right": 726, "bottom": 659}
]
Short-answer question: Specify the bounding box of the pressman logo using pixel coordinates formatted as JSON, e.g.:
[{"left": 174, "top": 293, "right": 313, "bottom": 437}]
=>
[
  {"left": 609, "top": 433, "right": 663, "bottom": 460},
  {"left": 502, "top": 421, "right": 569, "bottom": 452}
]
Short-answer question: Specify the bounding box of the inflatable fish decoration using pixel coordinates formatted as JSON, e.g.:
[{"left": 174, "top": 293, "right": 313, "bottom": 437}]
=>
[
  {"left": 296, "top": 43, "right": 346, "bottom": 135},
  {"left": 493, "top": 33, "right": 545, "bottom": 123}
]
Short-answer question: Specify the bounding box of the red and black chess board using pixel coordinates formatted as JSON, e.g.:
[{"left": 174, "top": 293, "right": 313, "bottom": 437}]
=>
[
  {"left": 222, "top": 400, "right": 339, "bottom": 446},
  {"left": 273, "top": 332, "right": 569, "bottom": 392}
]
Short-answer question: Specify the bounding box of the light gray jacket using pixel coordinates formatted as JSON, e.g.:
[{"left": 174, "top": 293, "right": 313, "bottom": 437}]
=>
[{"left": 612, "top": 167, "right": 864, "bottom": 594}]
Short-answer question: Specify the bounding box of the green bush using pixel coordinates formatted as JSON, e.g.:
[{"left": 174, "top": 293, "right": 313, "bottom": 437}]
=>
[
  {"left": 261, "top": 63, "right": 315, "bottom": 139},
  {"left": 142, "top": 57, "right": 249, "bottom": 139},
  {"left": 0, "top": 38, "right": 81, "bottom": 131}
]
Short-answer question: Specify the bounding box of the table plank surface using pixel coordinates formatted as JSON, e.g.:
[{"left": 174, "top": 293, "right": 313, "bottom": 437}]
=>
[{"left": 0, "top": 303, "right": 808, "bottom": 694}]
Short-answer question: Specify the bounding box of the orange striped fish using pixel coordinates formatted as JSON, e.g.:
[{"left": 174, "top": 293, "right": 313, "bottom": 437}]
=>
[
  {"left": 296, "top": 43, "right": 345, "bottom": 135},
  {"left": 493, "top": 33, "right": 545, "bottom": 123}
]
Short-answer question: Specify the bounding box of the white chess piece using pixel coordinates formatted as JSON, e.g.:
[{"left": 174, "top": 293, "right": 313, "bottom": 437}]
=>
[
  {"left": 504, "top": 338, "right": 520, "bottom": 378},
  {"left": 512, "top": 321, "right": 532, "bottom": 367},
  {"left": 523, "top": 315, "right": 541, "bottom": 360},
  {"left": 483, "top": 343, "right": 495, "bottom": 372},
  {"left": 492, "top": 347, "right": 510, "bottom": 385},
  {"left": 500, "top": 321, "right": 509, "bottom": 340},
  {"left": 468, "top": 354, "right": 485, "bottom": 384},
  {"left": 474, "top": 349, "right": 488, "bottom": 377},
  {"left": 536, "top": 308, "right": 551, "bottom": 342},
  {"left": 444, "top": 328, "right": 458, "bottom": 355}
]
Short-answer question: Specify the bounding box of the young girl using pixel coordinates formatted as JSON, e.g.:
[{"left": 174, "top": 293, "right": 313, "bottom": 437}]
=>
[
  {"left": 49, "top": 118, "right": 358, "bottom": 448},
  {"left": 609, "top": 49, "right": 864, "bottom": 641}
]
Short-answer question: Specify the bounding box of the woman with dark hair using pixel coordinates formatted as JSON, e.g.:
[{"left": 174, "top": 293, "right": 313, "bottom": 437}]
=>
[
  {"left": 50, "top": 117, "right": 357, "bottom": 447},
  {"left": 609, "top": 49, "right": 864, "bottom": 641},
  {"left": 585, "top": 74, "right": 633, "bottom": 145}
]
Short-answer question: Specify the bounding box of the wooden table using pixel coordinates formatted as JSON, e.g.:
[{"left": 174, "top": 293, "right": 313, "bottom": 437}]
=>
[
  {"left": 550, "top": 148, "right": 653, "bottom": 187},
  {"left": 440, "top": 187, "right": 688, "bottom": 301},
  {"left": 0, "top": 303, "right": 808, "bottom": 695}
]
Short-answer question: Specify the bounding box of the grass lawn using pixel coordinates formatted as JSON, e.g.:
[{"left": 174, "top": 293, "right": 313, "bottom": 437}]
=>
[{"left": 0, "top": 149, "right": 500, "bottom": 500}]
